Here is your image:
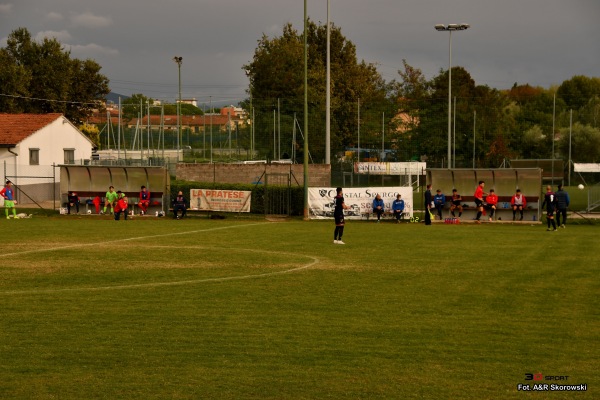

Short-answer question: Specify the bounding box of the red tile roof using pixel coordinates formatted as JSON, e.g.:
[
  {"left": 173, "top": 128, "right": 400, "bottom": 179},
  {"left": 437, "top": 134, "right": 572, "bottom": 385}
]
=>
[{"left": 0, "top": 113, "right": 64, "bottom": 145}]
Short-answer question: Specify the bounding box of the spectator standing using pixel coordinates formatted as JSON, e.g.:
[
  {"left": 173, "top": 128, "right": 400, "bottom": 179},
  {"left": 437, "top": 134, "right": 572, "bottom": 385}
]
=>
[
  {"left": 511, "top": 189, "right": 527, "bottom": 221},
  {"left": 0, "top": 180, "right": 18, "bottom": 219},
  {"left": 138, "top": 185, "right": 151, "bottom": 215},
  {"left": 67, "top": 191, "right": 80, "bottom": 214},
  {"left": 392, "top": 194, "right": 405, "bottom": 223},
  {"left": 450, "top": 189, "right": 463, "bottom": 218},
  {"left": 333, "top": 187, "right": 349, "bottom": 244},
  {"left": 474, "top": 181, "right": 487, "bottom": 224},
  {"left": 486, "top": 189, "right": 498, "bottom": 221},
  {"left": 424, "top": 184, "right": 432, "bottom": 226},
  {"left": 173, "top": 191, "right": 187, "bottom": 219},
  {"left": 555, "top": 184, "right": 570, "bottom": 228},
  {"left": 433, "top": 189, "right": 445, "bottom": 220}
]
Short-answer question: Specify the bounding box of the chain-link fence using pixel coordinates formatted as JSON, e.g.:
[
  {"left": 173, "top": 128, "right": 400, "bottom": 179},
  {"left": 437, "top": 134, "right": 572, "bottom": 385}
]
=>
[
  {"left": 95, "top": 95, "right": 599, "bottom": 186},
  {"left": 3, "top": 162, "right": 58, "bottom": 208}
]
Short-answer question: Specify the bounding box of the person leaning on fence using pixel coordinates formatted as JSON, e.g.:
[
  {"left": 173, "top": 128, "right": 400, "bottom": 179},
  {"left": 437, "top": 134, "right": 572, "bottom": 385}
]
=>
[
  {"left": 0, "top": 180, "right": 19, "bottom": 219},
  {"left": 485, "top": 189, "right": 498, "bottom": 221},
  {"left": 392, "top": 194, "right": 405, "bottom": 223},
  {"left": 372, "top": 194, "right": 385, "bottom": 222},
  {"left": 433, "top": 189, "right": 445, "bottom": 220},
  {"left": 511, "top": 189, "right": 527, "bottom": 221},
  {"left": 450, "top": 189, "right": 463, "bottom": 218},
  {"left": 172, "top": 191, "right": 187, "bottom": 219},
  {"left": 555, "top": 184, "right": 570, "bottom": 228},
  {"left": 67, "top": 191, "right": 80, "bottom": 214}
]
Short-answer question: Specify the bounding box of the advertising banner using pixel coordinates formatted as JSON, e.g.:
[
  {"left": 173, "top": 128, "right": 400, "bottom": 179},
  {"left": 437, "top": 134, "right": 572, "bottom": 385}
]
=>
[
  {"left": 190, "top": 189, "right": 252, "bottom": 212},
  {"left": 308, "top": 186, "right": 413, "bottom": 220},
  {"left": 354, "top": 162, "right": 426, "bottom": 176}
]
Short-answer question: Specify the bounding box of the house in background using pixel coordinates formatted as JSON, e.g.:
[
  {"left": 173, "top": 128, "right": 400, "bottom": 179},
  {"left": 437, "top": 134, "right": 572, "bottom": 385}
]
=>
[{"left": 0, "top": 113, "right": 95, "bottom": 203}]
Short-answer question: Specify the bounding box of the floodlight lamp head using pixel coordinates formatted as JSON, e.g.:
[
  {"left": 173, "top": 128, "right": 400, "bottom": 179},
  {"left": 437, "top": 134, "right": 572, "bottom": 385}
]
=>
[
  {"left": 459, "top": 23, "right": 470, "bottom": 30},
  {"left": 435, "top": 24, "right": 446, "bottom": 31},
  {"left": 173, "top": 56, "right": 183, "bottom": 65},
  {"left": 447, "top": 24, "right": 459, "bottom": 30}
]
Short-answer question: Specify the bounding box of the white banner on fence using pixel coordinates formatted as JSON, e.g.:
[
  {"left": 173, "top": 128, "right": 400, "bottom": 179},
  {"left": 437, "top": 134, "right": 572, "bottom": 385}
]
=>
[
  {"left": 574, "top": 163, "right": 600, "bottom": 173},
  {"left": 308, "top": 186, "right": 413, "bottom": 220},
  {"left": 190, "top": 189, "right": 252, "bottom": 212},
  {"left": 354, "top": 162, "right": 426, "bottom": 175}
]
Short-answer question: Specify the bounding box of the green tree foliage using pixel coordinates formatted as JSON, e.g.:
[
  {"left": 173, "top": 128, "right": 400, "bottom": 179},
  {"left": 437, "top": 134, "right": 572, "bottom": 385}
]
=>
[
  {"left": 557, "top": 123, "right": 600, "bottom": 163},
  {"left": 0, "top": 28, "right": 109, "bottom": 124},
  {"left": 243, "top": 20, "right": 390, "bottom": 161},
  {"left": 557, "top": 76, "right": 600, "bottom": 110},
  {"left": 391, "top": 64, "right": 511, "bottom": 166}
]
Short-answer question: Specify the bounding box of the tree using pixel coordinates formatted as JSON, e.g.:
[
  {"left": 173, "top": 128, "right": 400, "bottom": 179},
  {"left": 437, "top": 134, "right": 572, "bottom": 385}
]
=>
[
  {"left": 0, "top": 27, "right": 109, "bottom": 124},
  {"left": 557, "top": 123, "right": 600, "bottom": 163},
  {"left": 557, "top": 76, "right": 600, "bottom": 111},
  {"left": 243, "top": 20, "right": 389, "bottom": 161}
]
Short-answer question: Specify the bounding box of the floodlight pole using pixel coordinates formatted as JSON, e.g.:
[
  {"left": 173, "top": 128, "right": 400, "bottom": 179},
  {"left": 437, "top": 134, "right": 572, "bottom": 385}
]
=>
[
  {"left": 325, "top": 0, "right": 331, "bottom": 164},
  {"left": 303, "top": 0, "right": 309, "bottom": 219},
  {"left": 435, "top": 23, "right": 469, "bottom": 169},
  {"left": 173, "top": 56, "right": 183, "bottom": 161}
]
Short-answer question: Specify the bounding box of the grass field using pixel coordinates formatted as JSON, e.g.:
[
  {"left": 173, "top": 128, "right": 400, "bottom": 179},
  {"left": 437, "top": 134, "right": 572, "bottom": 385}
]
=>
[{"left": 0, "top": 216, "right": 598, "bottom": 399}]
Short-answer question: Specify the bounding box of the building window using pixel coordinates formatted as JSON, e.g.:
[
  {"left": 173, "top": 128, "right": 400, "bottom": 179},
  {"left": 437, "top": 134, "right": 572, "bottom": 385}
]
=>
[
  {"left": 64, "top": 149, "right": 75, "bottom": 164},
  {"left": 29, "top": 148, "right": 40, "bottom": 165}
]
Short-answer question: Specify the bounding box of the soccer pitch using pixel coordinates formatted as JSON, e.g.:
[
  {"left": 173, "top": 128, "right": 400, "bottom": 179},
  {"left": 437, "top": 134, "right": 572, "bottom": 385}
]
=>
[{"left": 0, "top": 217, "right": 598, "bottom": 399}]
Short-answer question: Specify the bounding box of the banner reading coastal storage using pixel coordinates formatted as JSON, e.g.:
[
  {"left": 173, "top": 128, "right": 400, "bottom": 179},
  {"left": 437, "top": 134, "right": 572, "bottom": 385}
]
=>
[
  {"left": 308, "top": 187, "right": 413, "bottom": 220},
  {"left": 190, "top": 189, "right": 251, "bottom": 212},
  {"left": 354, "top": 162, "right": 426, "bottom": 175}
]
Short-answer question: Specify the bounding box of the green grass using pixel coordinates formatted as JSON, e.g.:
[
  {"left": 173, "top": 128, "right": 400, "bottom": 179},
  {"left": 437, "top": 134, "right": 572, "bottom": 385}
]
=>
[{"left": 0, "top": 216, "right": 598, "bottom": 399}]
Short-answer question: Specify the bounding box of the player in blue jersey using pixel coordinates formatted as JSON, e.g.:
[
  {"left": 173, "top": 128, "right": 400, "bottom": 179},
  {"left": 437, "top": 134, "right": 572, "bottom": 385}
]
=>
[{"left": 0, "top": 180, "right": 19, "bottom": 219}]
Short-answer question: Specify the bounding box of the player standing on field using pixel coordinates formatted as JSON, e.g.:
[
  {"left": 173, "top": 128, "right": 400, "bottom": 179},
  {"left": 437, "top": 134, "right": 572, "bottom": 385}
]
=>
[
  {"left": 555, "top": 184, "right": 570, "bottom": 228},
  {"left": 541, "top": 185, "right": 557, "bottom": 231},
  {"left": 1, "top": 180, "right": 19, "bottom": 219},
  {"left": 474, "top": 181, "right": 487, "bottom": 224},
  {"left": 333, "top": 187, "right": 349, "bottom": 244}
]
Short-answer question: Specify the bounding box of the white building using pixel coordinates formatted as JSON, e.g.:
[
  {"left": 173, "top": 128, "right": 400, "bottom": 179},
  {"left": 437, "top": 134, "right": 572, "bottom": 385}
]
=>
[{"left": 0, "top": 113, "right": 95, "bottom": 202}]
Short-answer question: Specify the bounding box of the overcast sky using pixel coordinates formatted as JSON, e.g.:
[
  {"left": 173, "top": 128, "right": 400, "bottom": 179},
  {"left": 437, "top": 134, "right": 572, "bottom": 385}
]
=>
[{"left": 1, "top": 0, "right": 599, "bottom": 106}]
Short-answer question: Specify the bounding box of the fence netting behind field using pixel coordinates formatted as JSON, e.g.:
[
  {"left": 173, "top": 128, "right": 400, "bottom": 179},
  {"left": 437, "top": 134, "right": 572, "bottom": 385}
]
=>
[{"left": 3, "top": 163, "right": 58, "bottom": 208}]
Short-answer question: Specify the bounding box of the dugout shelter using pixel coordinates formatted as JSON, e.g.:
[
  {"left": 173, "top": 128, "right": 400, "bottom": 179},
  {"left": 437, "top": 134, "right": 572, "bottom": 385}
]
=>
[
  {"left": 427, "top": 168, "right": 542, "bottom": 222},
  {"left": 59, "top": 165, "right": 170, "bottom": 214}
]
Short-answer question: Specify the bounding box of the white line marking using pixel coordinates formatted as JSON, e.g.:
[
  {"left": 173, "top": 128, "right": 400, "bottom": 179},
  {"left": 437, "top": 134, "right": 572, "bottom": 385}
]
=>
[
  {"left": 1, "top": 223, "right": 321, "bottom": 294},
  {"left": 3, "top": 222, "right": 270, "bottom": 257}
]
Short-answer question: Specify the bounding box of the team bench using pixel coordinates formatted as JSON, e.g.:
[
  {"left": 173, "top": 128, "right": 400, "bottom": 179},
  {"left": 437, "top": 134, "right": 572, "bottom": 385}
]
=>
[
  {"left": 434, "top": 195, "right": 540, "bottom": 221},
  {"left": 439, "top": 195, "right": 539, "bottom": 208},
  {"left": 362, "top": 209, "right": 407, "bottom": 221},
  {"left": 61, "top": 191, "right": 164, "bottom": 215}
]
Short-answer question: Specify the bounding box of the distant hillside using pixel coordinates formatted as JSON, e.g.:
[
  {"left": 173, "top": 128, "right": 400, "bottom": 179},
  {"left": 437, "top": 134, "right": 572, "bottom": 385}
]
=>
[{"left": 106, "top": 92, "right": 129, "bottom": 104}]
